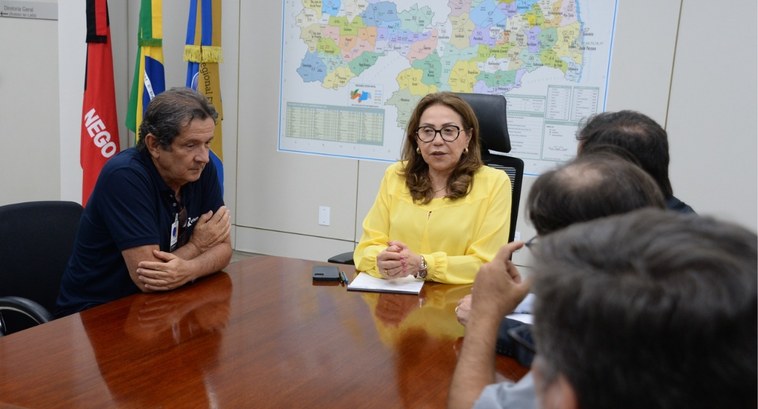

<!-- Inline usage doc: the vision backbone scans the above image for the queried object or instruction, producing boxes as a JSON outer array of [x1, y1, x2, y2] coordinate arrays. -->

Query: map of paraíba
[[281, 0, 617, 170]]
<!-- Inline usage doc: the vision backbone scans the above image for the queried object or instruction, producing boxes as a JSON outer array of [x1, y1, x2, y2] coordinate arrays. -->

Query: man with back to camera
[[449, 209, 756, 409], [457, 108, 695, 326], [56, 88, 232, 317], [455, 151, 667, 325], [576, 109, 695, 213], [452, 152, 667, 408]]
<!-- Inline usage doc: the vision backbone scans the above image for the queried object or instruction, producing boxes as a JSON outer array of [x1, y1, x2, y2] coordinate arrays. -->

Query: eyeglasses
[[416, 125, 462, 142], [524, 235, 538, 251]]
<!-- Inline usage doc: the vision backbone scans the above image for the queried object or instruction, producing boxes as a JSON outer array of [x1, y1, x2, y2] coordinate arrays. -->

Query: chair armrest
[[328, 252, 354, 265], [0, 296, 54, 329]]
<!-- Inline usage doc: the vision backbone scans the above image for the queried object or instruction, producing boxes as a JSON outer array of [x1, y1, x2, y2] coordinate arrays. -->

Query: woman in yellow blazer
[[354, 92, 512, 284]]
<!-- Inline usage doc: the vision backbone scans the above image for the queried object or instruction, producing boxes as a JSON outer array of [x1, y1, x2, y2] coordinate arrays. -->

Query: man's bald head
[[527, 152, 665, 235]]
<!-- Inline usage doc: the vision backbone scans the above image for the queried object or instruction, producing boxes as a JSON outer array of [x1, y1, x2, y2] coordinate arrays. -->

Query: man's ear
[[536, 374, 579, 409], [551, 375, 579, 409], [533, 358, 579, 409], [145, 134, 160, 158]]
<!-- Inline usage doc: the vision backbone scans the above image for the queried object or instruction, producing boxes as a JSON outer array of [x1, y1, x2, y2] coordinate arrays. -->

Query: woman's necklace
[[430, 174, 448, 195]]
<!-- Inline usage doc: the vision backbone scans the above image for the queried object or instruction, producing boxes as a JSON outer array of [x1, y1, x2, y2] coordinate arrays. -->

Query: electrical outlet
[[318, 206, 330, 226]]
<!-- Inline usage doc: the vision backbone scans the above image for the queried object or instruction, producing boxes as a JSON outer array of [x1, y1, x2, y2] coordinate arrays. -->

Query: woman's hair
[[399, 92, 483, 203]]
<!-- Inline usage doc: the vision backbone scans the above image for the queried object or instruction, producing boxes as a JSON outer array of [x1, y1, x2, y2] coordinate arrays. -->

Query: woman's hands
[[377, 240, 423, 279]]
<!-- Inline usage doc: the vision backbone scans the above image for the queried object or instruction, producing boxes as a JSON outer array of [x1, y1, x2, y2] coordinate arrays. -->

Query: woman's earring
[[464, 147, 469, 154], [416, 147, 420, 154]]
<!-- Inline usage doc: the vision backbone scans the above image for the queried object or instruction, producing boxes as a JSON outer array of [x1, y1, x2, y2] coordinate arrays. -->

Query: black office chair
[[0, 200, 83, 336], [455, 92, 524, 244], [328, 93, 524, 265]]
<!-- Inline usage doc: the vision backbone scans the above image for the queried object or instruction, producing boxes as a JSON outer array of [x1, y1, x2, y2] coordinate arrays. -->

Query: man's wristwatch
[[416, 256, 428, 279]]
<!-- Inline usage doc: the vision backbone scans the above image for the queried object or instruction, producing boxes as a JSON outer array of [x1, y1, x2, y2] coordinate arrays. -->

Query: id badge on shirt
[[170, 213, 179, 251]]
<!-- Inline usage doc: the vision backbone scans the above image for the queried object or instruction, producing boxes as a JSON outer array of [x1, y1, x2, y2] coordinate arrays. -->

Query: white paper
[[506, 293, 535, 324], [346, 272, 424, 294]]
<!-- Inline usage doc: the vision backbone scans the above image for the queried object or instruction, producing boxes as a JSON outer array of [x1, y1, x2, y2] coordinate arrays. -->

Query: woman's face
[[416, 104, 471, 178]]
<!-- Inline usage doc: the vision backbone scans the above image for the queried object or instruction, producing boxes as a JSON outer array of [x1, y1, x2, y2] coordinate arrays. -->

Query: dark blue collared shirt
[[56, 148, 223, 316]]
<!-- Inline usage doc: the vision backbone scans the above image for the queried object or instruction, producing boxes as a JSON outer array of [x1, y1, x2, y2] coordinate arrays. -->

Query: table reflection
[[361, 283, 473, 408], [122, 275, 231, 343], [361, 283, 472, 346], [81, 273, 232, 408]]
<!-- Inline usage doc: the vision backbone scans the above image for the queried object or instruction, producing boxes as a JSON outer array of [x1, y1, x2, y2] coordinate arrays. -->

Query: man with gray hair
[[57, 88, 231, 316], [450, 209, 756, 409]]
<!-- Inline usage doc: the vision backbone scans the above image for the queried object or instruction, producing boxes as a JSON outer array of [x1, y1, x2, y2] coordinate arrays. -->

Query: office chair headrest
[[454, 92, 511, 154]]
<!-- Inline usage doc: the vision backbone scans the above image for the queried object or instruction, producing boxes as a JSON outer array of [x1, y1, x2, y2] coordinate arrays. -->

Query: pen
[[339, 271, 349, 285]]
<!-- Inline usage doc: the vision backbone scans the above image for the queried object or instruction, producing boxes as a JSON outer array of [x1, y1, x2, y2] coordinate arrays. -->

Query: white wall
[[1, 1, 755, 263], [234, 1, 366, 261], [0, 16, 59, 203], [666, 0, 758, 228]]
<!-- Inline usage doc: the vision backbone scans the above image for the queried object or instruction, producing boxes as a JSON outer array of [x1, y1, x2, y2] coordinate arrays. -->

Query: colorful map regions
[[295, 0, 585, 126], [350, 89, 372, 102], [281, 0, 616, 169]]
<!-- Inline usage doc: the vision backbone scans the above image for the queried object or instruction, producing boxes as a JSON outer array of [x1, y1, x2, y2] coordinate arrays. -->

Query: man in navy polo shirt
[[57, 88, 232, 316]]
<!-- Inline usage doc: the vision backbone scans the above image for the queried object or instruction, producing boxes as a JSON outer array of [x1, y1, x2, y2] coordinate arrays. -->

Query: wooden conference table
[[0, 256, 527, 409]]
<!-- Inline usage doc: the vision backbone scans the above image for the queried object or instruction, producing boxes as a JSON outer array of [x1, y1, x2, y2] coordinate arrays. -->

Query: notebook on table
[[346, 272, 424, 294]]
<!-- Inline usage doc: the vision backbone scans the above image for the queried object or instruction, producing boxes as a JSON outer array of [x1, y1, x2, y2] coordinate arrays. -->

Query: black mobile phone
[[311, 265, 341, 281]]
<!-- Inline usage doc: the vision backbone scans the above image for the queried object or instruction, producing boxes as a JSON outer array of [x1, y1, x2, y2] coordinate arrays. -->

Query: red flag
[[81, 0, 120, 206]]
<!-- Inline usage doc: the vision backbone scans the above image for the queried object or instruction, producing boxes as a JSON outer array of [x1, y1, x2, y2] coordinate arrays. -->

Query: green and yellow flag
[[126, 0, 165, 140]]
